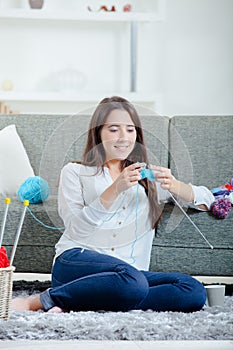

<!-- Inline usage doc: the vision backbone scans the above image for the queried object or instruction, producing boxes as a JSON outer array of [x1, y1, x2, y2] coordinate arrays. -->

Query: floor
[[4, 274, 231, 349], [1, 341, 233, 350]]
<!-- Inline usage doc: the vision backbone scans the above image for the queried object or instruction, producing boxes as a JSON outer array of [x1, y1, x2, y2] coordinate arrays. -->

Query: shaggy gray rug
[[0, 288, 232, 341]]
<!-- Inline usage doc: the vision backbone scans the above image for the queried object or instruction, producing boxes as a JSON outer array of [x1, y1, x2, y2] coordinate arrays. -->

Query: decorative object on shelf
[[29, 0, 44, 9], [123, 4, 132, 12], [2, 80, 13, 91], [87, 5, 116, 12], [51, 68, 87, 93], [87, 4, 131, 12], [0, 102, 19, 115]]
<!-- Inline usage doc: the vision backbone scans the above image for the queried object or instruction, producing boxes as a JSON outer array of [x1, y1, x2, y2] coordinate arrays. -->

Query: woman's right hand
[[100, 163, 142, 209], [113, 163, 142, 195]]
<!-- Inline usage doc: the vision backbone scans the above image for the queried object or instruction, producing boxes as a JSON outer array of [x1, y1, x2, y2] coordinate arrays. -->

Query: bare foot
[[47, 306, 65, 313], [11, 295, 44, 312]]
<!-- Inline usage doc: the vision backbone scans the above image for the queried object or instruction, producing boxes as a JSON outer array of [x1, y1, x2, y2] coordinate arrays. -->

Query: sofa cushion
[[151, 115, 233, 276], [0, 114, 83, 177], [0, 124, 34, 196], [168, 115, 233, 188], [140, 114, 169, 168], [152, 203, 233, 275]]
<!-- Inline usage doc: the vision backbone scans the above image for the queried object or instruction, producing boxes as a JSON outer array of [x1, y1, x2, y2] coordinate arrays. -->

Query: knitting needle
[[139, 166, 214, 249], [0, 198, 11, 247], [169, 192, 214, 249], [10, 200, 29, 266]]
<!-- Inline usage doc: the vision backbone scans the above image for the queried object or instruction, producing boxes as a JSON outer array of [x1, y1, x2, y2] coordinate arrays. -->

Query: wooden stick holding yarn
[[0, 198, 11, 247], [10, 200, 29, 266], [0, 198, 11, 268]]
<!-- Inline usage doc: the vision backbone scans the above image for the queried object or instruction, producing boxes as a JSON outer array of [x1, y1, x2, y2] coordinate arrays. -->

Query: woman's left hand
[[150, 165, 194, 203], [150, 166, 174, 191]]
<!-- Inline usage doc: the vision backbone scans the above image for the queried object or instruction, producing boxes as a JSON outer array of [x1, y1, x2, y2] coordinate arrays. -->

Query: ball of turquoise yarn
[[17, 176, 50, 204]]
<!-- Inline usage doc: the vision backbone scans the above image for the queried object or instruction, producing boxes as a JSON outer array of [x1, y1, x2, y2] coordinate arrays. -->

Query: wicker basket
[[0, 266, 15, 320]]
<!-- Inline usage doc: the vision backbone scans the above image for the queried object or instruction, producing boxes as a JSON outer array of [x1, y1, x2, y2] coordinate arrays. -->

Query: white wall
[[0, 0, 232, 115], [161, 0, 233, 115]]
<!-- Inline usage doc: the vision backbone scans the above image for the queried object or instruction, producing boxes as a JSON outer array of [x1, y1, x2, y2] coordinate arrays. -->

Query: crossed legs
[[12, 248, 206, 313]]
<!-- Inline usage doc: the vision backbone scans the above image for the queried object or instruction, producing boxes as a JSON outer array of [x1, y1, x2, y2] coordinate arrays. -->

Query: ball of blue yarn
[[17, 176, 50, 204]]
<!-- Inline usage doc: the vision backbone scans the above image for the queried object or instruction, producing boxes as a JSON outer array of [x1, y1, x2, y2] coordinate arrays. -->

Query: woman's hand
[[151, 166, 175, 191], [113, 163, 142, 194], [100, 163, 142, 209], [150, 165, 194, 203]]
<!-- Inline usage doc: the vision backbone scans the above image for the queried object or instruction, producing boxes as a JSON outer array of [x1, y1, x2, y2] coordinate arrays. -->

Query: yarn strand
[[26, 207, 64, 231], [130, 183, 140, 263]]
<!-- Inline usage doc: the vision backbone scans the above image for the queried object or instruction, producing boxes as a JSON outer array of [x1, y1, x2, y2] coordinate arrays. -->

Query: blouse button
[[122, 206, 126, 210], [111, 247, 115, 251], [118, 221, 122, 225]]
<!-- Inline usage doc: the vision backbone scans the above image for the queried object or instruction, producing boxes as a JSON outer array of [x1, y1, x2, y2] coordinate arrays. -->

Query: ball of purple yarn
[[210, 198, 232, 219]]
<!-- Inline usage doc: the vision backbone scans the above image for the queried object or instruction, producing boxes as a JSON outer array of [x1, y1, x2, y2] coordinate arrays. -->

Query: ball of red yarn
[[0, 246, 10, 268], [210, 198, 232, 219]]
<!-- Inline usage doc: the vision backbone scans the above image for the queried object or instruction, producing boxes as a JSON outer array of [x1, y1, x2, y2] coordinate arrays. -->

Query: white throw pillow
[[0, 124, 35, 197]]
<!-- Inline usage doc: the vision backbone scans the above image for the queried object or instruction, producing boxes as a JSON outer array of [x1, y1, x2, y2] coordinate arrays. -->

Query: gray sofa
[[0, 113, 232, 276]]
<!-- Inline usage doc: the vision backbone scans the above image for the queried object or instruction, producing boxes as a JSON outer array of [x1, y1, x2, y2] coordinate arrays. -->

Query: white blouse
[[55, 163, 215, 271]]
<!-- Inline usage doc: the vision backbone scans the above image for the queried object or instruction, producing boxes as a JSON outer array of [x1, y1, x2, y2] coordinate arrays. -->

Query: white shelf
[[0, 1, 164, 114], [0, 91, 158, 103], [0, 9, 163, 22], [0, 91, 163, 114]]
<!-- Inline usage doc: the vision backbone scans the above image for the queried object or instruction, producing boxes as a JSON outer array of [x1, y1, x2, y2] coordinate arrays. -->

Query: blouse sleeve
[[189, 184, 215, 210], [156, 182, 215, 210], [58, 163, 112, 229]]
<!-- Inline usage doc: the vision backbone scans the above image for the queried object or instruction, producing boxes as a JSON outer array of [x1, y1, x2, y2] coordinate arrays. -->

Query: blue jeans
[[40, 248, 206, 312]]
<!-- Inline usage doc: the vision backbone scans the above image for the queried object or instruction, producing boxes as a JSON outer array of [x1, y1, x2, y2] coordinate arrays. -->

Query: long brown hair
[[80, 96, 162, 229]]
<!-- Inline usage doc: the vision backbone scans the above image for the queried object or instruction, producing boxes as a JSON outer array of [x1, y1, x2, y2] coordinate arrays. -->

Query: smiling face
[[100, 109, 137, 163]]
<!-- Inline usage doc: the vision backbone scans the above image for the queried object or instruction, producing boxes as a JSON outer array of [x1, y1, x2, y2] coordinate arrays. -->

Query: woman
[[12, 96, 214, 313]]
